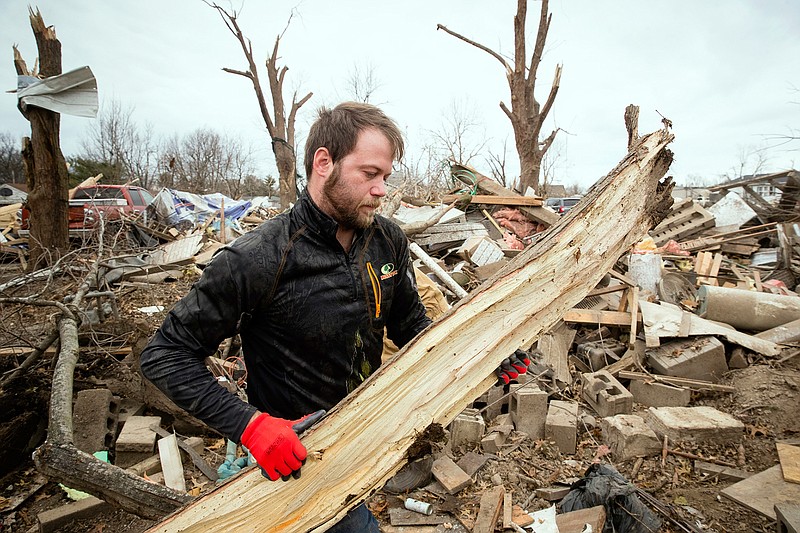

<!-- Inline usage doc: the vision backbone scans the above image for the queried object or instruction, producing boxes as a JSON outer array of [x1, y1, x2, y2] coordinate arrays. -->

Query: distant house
[[672, 186, 712, 206], [0, 183, 27, 205]]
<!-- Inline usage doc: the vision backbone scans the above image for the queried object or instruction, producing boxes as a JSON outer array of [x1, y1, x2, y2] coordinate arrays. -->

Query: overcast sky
[[2, 1, 799, 191]]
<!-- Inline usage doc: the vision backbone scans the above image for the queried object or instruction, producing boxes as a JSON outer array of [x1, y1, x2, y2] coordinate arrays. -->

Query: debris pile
[[0, 165, 799, 533]]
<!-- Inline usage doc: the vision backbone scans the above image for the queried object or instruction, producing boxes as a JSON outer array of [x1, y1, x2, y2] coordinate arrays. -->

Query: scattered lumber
[[441, 194, 543, 207], [149, 126, 674, 532], [450, 163, 560, 226]]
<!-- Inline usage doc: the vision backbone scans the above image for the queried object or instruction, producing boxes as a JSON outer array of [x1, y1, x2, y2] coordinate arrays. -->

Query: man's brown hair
[[304, 102, 404, 178]]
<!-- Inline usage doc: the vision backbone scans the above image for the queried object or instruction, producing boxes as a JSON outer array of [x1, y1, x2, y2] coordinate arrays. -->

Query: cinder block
[[645, 406, 744, 444], [600, 414, 661, 461], [629, 380, 691, 407], [449, 408, 485, 449], [480, 432, 507, 454], [545, 400, 578, 454], [510, 384, 548, 439], [115, 415, 161, 468], [72, 389, 119, 454], [581, 370, 633, 417], [647, 336, 728, 382], [775, 503, 800, 533], [484, 385, 505, 420]]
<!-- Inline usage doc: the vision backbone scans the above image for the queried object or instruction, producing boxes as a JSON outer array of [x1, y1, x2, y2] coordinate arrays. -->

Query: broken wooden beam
[[441, 194, 543, 206], [149, 126, 675, 532], [618, 371, 736, 393]]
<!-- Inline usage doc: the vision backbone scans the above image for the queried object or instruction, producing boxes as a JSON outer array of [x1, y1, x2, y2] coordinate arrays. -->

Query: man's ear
[[312, 147, 333, 179]]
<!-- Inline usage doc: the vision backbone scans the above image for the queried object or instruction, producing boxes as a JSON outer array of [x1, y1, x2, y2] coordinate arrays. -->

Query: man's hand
[[241, 410, 326, 481], [495, 349, 535, 385]]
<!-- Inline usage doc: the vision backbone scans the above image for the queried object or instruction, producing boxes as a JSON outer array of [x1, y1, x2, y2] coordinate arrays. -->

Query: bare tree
[[485, 137, 511, 188], [81, 98, 158, 188], [158, 128, 257, 198], [430, 98, 488, 167], [208, 3, 312, 209], [12, 8, 70, 268], [438, 0, 562, 194], [0, 132, 24, 184], [345, 61, 383, 104]]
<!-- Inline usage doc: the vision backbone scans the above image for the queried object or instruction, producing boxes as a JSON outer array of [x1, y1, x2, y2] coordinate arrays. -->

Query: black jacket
[[140, 192, 431, 442]]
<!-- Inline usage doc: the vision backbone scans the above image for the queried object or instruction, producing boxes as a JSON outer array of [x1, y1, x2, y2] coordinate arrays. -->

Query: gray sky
[[2, 0, 799, 191]]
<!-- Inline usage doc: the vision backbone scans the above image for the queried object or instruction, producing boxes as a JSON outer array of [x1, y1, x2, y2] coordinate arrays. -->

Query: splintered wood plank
[[157, 434, 186, 493], [149, 127, 675, 533], [536, 320, 576, 384], [777, 443, 800, 484], [473, 486, 504, 533], [721, 465, 800, 519], [562, 309, 636, 326]]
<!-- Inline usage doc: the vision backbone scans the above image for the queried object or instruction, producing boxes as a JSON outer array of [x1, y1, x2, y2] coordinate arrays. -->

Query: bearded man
[[141, 102, 430, 531]]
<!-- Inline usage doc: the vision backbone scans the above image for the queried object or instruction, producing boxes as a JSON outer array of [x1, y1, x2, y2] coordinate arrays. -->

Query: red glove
[[495, 349, 533, 385], [241, 412, 308, 481]]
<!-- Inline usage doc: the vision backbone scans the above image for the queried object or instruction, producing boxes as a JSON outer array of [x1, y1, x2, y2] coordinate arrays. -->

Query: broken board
[[149, 127, 675, 532], [720, 465, 800, 519], [777, 443, 800, 484]]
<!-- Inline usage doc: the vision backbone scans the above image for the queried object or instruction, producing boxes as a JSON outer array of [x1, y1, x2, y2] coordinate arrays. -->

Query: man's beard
[[322, 164, 381, 230]]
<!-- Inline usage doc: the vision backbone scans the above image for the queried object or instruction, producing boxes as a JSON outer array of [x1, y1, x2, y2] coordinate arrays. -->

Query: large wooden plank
[[777, 443, 800, 484], [441, 194, 543, 206], [721, 465, 800, 519], [150, 128, 675, 532]]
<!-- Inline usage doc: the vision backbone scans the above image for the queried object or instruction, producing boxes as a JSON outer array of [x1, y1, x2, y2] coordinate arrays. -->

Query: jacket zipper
[[366, 262, 381, 319]]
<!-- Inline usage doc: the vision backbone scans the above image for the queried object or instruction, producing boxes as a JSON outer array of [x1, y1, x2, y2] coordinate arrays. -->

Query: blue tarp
[[150, 188, 252, 230]]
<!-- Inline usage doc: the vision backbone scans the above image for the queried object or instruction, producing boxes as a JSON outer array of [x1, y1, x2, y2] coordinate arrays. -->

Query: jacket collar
[[294, 190, 376, 247]]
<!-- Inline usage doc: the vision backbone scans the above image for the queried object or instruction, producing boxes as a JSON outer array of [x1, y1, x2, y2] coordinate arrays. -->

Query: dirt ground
[[1, 263, 798, 532]]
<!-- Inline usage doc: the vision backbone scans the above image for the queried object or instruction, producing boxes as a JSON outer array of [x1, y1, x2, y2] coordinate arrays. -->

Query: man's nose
[[371, 180, 386, 197]]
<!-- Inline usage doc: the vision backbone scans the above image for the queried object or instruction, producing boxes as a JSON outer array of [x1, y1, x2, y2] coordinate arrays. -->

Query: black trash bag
[[560, 463, 661, 533]]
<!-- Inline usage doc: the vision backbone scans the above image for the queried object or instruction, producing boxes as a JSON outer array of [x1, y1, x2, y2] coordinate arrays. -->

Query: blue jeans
[[326, 504, 379, 533]]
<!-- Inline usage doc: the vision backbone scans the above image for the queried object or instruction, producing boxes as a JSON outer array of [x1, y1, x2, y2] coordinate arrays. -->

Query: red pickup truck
[[19, 184, 155, 236]]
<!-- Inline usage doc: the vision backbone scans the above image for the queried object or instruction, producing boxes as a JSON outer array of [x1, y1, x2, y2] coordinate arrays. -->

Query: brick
[[647, 336, 728, 382], [545, 400, 578, 454], [581, 370, 633, 417], [510, 384, 548, 439], [115, 415, 161, 468], [449, 408, 485, 449], [38, 497, 111, 533], [629, 380, 691, 407], [600, 414, 661, 461], [431, 456, 472, 494], [72, 389, 119, 454], [645, 406, 744, 444]]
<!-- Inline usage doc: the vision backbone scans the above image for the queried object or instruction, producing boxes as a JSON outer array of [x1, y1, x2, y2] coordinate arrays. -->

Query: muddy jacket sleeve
[[140, 240, 267, 442]]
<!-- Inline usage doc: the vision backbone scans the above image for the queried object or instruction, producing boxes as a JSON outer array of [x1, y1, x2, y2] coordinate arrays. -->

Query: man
[[141, 102, 530, 530], [141, 102, 430, 531]]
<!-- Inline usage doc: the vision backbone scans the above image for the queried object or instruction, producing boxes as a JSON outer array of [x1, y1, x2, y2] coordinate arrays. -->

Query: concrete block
[[647, 336, 728, 382], [484, 385, 505, 420], [510, 384, 548, 439], [600, 414, 661, 461], [645, 406, 744, 444], [581, 370, 633, 417], [775, 503, 800, 533], [72, 389, 119, 454], [449, 408, 485, 449], [629, 380, 691, 407], [431, 456, 472, 494], [38, 497, 111, 533], [536, 486, 571, 501], [480, 432, 507, 453], [545, 400, 578, 454], [115, 415, 161, 468]]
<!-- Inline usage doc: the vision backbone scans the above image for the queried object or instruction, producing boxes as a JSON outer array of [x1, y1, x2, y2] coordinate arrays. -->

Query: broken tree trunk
[[150, 127, 675, 532], [30, 226, 192, 519]]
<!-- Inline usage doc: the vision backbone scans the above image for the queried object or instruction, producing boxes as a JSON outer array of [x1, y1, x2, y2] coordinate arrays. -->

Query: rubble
[[0, 164, 799, 532]]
